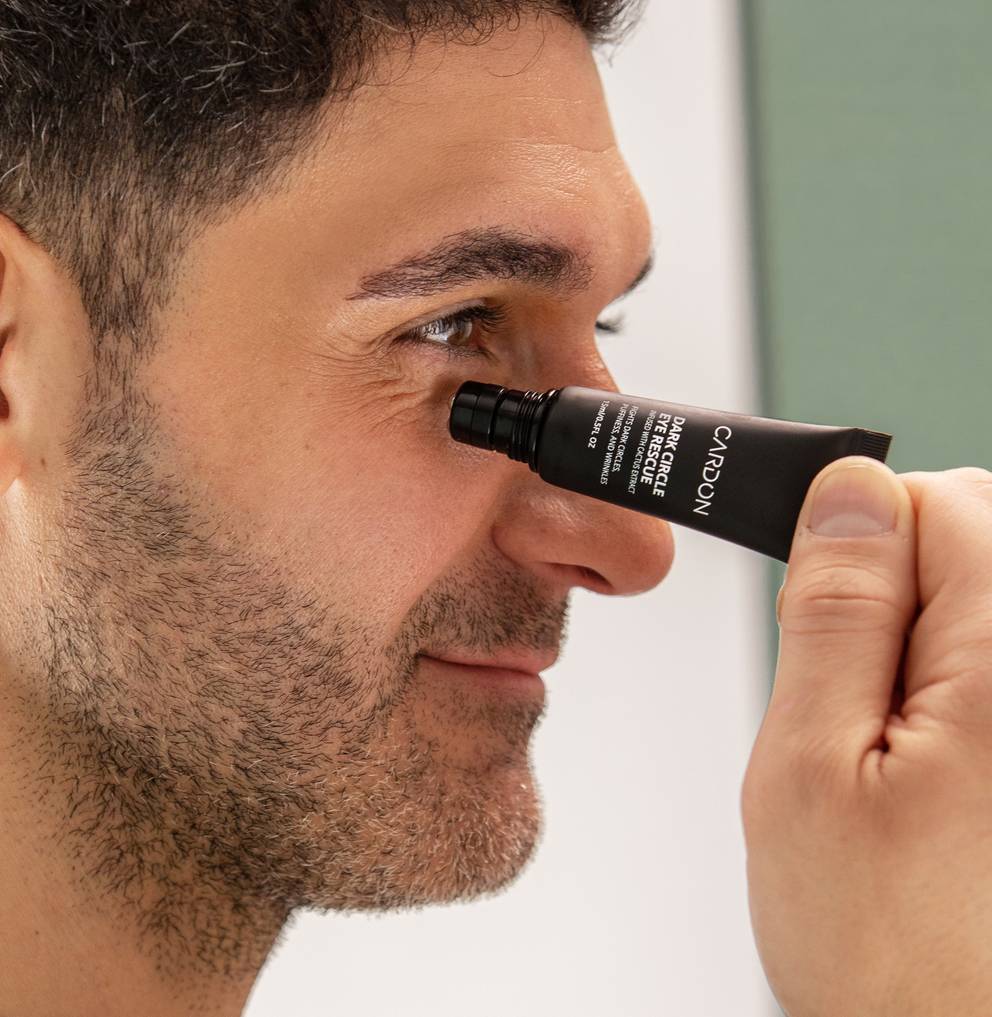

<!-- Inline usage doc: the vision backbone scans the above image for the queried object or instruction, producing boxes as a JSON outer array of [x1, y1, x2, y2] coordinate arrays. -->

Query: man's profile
[[0, 3, 675, 1013]]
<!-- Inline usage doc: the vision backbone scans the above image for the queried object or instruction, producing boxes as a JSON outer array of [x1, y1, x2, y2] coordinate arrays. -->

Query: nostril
[[575, 564, 608, 589]]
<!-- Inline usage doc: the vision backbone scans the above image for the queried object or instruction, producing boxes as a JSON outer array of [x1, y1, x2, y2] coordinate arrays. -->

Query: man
[[0, 3, 989, 1015]]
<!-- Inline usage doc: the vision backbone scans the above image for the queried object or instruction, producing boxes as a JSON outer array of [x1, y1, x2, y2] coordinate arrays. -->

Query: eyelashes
[[395, 304, 509, 360], [593, 314, 626, 335], [393, 302, 627, 361]]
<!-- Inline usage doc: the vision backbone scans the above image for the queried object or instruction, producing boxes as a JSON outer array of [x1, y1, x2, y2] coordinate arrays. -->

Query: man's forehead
[[179, 14, 647, 311], [265, 20, 640, 280], [317, 14, 612, 159]]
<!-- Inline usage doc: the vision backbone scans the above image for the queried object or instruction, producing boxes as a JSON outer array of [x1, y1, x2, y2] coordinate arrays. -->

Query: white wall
[[245, 2, 777, 1014]]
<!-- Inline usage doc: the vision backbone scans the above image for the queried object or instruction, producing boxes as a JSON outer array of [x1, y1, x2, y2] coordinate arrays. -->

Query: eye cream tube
[[449, 381, 893, 563]]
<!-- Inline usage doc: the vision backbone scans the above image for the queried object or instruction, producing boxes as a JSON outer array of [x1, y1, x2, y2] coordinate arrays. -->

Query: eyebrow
[[345, 225, 653, 303]]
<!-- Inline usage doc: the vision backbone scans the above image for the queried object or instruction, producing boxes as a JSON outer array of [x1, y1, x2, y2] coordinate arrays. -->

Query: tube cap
[[449, 381, 505, 449]]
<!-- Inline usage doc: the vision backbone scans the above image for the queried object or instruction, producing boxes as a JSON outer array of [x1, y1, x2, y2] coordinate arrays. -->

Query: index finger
[[899, 468, 992, 606], [898, 468, 992, 709]]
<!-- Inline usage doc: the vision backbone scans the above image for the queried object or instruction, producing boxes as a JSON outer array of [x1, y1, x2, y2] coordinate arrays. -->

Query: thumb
[[769, 456, 918, 757]]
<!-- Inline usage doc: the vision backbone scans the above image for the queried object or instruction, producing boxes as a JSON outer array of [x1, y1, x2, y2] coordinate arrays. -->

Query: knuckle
[[780, 560, 909, 636], [741, 732, 848, 837], [740, 754, 783, 838], [908, 467, 992, 502], [789, 740, 849, 805], [948, 466, 992, 498], [741, 737, 779, 837], [739, 772, 767, 839], [901, 466, 992, 495], [935, 624, 992, 685]]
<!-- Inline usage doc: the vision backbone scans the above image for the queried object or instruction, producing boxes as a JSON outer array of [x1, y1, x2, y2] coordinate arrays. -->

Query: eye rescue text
[[638, 413, 686, 498]]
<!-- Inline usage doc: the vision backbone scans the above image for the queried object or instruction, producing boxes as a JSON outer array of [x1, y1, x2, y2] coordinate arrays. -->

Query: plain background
[[744, 1, 992, 633], [245, 1, 778, 1013], [743, 0, 992, 475]]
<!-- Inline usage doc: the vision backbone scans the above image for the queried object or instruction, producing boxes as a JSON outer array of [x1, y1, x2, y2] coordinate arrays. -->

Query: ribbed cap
[[448, 381, 506, 449]]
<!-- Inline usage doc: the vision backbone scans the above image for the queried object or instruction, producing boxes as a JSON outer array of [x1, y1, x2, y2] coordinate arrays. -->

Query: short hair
[[0, 1, 642, 356]]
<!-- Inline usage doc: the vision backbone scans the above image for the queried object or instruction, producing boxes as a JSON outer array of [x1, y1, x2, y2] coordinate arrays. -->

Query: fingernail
[[809, 463, 898, 537]]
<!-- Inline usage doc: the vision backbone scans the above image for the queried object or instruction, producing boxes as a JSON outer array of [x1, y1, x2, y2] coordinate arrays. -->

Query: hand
[[741, 457, 992, 1017]]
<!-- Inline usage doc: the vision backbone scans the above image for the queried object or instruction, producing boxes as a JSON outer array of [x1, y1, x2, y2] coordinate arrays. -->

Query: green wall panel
[[742, 2, 992, 669]]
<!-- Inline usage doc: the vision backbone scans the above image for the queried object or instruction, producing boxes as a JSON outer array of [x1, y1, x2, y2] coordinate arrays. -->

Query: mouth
[[426, 649, 558, 674], [418, 649, 556, 696]]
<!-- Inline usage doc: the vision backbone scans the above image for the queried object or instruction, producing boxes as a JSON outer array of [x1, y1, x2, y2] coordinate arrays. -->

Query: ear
[[0, 252, 9, 423], [0, 211, 89, 499], [0, 214, 23, 497]]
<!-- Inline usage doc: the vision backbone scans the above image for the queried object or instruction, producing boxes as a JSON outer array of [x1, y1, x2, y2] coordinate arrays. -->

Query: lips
[[422, 649, 558, 676]]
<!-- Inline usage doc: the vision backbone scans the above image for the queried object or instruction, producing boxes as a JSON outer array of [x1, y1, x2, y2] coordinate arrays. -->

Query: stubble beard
[[17, 362, 559, 982]]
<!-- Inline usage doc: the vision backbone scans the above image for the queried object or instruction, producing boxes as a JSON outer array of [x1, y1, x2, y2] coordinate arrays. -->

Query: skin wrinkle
[[0, 9, 674, 1015], [30, 371, 560, 982]]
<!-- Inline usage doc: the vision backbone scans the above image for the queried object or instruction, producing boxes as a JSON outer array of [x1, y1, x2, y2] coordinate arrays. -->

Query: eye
[[393, 304, 509, 360], [393, 303, 629, 361]]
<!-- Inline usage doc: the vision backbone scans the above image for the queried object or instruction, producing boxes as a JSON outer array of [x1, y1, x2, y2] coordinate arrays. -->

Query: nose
[[491, 358, 676, 598], [492, 484, 675, 597]]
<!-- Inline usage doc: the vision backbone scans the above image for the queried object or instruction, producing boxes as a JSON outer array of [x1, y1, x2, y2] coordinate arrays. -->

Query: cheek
[[149, 319, 506, 624], [209, 381, 504, 623], [292, 381, 505, 609]]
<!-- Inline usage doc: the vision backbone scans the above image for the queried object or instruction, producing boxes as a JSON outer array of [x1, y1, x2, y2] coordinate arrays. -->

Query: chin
[[305, 780, 545, 914]]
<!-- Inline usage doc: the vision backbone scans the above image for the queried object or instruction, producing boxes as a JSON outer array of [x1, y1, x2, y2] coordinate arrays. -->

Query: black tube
[[449, 381, 893, 563]]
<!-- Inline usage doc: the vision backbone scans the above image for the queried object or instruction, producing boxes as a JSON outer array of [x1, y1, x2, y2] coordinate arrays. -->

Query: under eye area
[[394, 302, 626, 359]]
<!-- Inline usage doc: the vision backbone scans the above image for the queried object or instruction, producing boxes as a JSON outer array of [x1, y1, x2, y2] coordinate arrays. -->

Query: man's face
[[12, 13, 673, 953]]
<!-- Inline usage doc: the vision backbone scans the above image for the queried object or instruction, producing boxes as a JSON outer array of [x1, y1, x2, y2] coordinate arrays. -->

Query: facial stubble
[[17, 366, 562, 982]]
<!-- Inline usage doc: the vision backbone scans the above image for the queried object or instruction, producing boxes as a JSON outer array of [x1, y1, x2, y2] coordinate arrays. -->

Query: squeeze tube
[[449, 381, 893, 562]]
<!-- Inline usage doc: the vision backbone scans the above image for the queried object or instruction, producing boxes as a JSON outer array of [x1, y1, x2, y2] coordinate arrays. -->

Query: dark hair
[[0, 1, 641, 356]]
